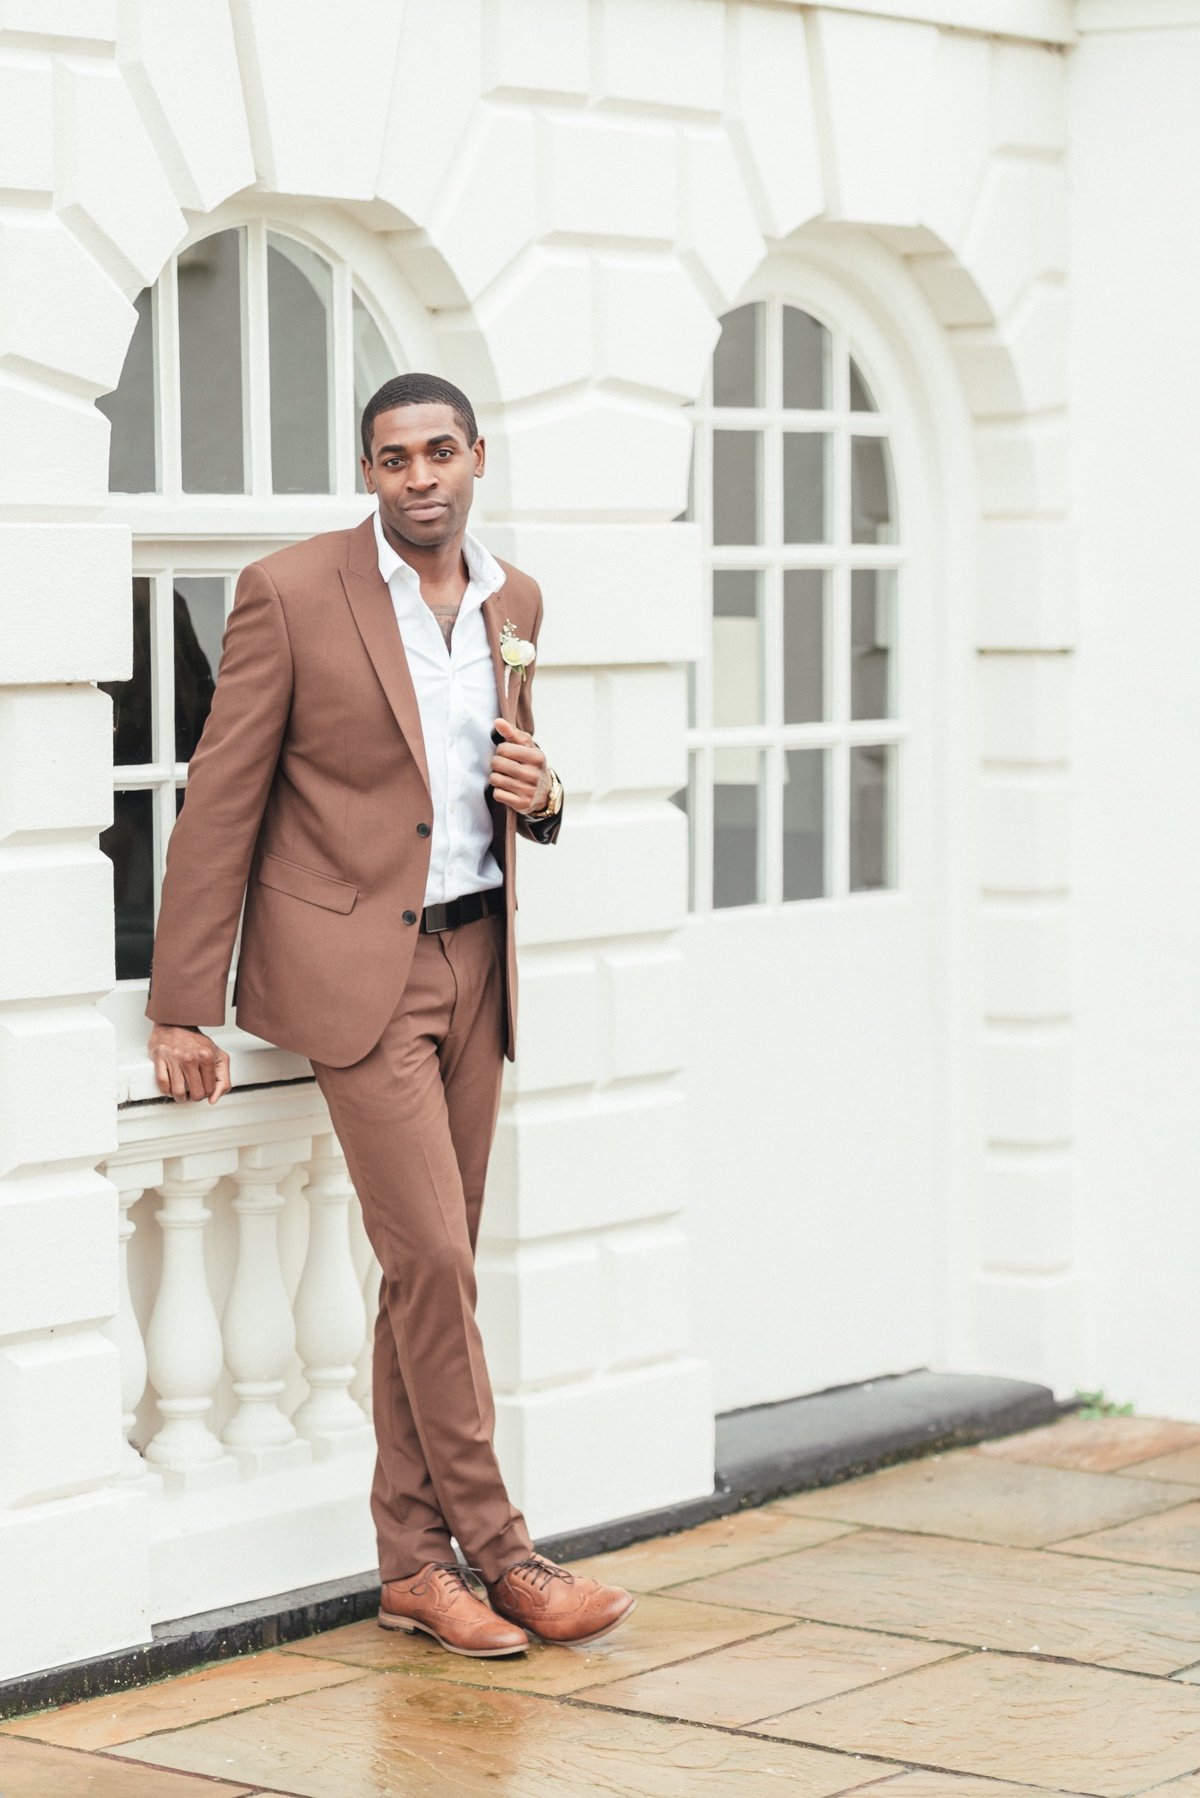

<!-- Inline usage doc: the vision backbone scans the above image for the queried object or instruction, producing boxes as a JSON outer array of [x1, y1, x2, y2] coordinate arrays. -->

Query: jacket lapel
[[340, 516, 431, 797], [482, 590, 520, 726]]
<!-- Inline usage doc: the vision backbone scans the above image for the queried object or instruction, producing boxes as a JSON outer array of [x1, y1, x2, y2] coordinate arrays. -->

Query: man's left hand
[[490, 717, 551, 814]]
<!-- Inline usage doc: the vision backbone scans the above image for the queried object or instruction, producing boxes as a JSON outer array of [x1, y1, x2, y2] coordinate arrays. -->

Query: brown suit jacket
[[145, 514, 560, 1067]]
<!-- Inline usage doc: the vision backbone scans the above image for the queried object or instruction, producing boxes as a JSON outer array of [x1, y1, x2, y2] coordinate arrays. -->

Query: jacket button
[[416, 822, 431, 838], [403, 909, 418, 926]]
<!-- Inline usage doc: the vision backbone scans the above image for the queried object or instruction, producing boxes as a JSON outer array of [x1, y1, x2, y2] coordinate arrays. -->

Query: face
[[361, 402, 485, 551]]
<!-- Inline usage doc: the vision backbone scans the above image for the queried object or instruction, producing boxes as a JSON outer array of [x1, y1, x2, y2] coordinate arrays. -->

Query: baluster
[[293, 1133, 372, 1454], [100, 1159, 162, 1482], [222, 1139, 312, 1471], [143, 1151, 238, 1485]]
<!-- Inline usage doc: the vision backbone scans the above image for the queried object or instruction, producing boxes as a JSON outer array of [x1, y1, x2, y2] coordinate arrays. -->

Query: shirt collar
[[372, 506, 505, 601]]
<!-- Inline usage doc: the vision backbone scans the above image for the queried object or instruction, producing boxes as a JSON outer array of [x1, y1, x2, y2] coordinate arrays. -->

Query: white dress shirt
[[373, 507, 505, 907]]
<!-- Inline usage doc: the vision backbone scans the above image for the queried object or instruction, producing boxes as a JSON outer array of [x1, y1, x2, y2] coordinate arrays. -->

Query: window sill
[[117, 1025, 314, 1107]]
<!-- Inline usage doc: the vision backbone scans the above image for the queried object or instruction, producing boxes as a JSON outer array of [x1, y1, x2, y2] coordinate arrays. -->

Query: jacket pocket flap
[[258, 852, 357, 914]]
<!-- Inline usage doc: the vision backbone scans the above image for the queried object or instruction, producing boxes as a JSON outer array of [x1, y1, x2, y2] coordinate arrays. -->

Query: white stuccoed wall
[[0, 0, 1097, 1680], [1069, 3, 1200, 1418]]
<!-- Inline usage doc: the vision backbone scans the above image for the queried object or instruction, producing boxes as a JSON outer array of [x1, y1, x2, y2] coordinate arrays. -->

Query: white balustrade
[[143, 1150, 239, 1484], [293, 1133, 373, 1454], [222, 1139, 312, 1469], [100, 1158, 161, 1481]]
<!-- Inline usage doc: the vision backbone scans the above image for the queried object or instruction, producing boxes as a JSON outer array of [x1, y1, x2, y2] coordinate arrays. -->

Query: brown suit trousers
[[145, 515, 559, 1581]]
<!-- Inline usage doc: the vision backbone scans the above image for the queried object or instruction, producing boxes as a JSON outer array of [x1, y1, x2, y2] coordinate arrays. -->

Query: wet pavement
[[7, 1414, 1200, 1795]]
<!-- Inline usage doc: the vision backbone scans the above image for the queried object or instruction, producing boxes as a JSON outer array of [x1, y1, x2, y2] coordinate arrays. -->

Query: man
[[144, 373, 634, 1659]]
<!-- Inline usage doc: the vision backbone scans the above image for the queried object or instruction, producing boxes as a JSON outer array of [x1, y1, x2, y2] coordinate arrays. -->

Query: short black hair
[[360, 373, 478, 460]]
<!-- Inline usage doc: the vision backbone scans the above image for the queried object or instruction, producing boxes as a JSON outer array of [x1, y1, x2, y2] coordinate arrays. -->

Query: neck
[[380, 515, 469, 586]]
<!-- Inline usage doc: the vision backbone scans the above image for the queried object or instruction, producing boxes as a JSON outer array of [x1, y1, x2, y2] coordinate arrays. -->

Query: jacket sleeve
[[515, 589, 562, 847], [145, 561, 294, 1027]]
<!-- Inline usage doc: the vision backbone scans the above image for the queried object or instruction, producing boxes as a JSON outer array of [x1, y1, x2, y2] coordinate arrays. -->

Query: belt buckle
[[423, 901, 451, 934]]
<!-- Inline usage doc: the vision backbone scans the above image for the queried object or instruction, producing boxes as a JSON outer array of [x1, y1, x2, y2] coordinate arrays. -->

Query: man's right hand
[[148, 1024, 232, 1105]]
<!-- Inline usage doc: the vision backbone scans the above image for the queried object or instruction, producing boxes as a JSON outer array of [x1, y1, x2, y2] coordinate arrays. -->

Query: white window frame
[[683, 292, 907, 913], [101, 199, 434, 1092]]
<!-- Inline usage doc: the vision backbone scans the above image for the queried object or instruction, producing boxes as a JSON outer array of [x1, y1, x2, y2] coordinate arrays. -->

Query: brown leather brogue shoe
[[486, 1552, 636, 1646], [378, 1561, 528, 1658]]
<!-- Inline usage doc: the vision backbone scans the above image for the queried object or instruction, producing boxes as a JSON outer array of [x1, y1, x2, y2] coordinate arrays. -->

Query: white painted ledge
[[764, 0, 1074, 44]]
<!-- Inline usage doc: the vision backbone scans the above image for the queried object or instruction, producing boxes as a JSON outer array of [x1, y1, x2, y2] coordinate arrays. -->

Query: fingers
[[209, 1050, 232, 1105], [148, 1034, 231, 1104], [491, 743, 543, 770], [492, 717, 533, 745]]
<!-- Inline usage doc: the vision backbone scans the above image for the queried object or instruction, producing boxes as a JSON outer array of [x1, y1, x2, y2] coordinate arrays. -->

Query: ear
[[473, 434, 486, 478], [361, 456, 376, 494]]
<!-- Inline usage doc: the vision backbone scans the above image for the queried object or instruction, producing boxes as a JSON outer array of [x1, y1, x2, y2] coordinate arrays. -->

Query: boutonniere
[[499, 620, 536, 698]]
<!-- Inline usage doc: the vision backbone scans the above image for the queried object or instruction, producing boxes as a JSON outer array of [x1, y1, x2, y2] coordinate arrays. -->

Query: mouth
[[403, 502, 448, 523]]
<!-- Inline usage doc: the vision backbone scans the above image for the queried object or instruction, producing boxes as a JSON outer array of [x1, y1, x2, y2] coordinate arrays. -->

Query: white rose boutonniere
[[499, 621, 536, 698]]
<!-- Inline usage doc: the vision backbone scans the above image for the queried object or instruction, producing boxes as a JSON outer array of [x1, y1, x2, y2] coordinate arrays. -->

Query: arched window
[[674, 298, 901, 909], [96, 217, 399, 1039]]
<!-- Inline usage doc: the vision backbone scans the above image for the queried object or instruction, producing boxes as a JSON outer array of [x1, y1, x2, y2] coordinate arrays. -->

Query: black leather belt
[[420, 888, 504, 934]]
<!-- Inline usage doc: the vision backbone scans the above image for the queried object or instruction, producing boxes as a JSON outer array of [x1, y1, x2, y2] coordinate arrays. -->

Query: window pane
[[783, 432, 829, 543], [851, 570, 896, 721], [713, 747, 762, 909], [850, 743, 894, 891], [268, 235, 332, 494], [783, 748, 826, 902], [100, 289, 157, 493], [850, 357, 877, 412], [851, 436, 895, 544], [712, 303, 762, 409], [102, 789, 155, 980], [782, 307, 829, 410], [783, 569, 825, 724], [100, 578, 152, 766], [179, 229, 246, 494], [668, 753, 696, 911], [712, 430, 762, 545], [173, 577, 224, 761], [712, 571, 762, 727]]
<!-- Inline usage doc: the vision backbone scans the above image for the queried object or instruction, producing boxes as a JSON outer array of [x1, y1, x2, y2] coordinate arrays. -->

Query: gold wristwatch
[[526, 768, 563, 820]]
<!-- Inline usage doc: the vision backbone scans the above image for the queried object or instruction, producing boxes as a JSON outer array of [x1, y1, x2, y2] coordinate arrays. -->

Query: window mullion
[[331, 260, 354, 498], [150, 568, 176, 919], [245, 221, 272, 497], [157, 257, 181, 498]]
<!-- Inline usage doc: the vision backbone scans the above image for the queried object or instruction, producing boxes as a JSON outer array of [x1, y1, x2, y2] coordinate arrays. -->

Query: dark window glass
[[783, 433, 829, 543], [850, 357, 877, 412], [783, 569, 825, 724], [268, 234, 332, 494], [100, 289, 156, 493], [712, 302, 763, 408], [783, 748, 826, 901], [851, 437, 895, 544], [713, 748, 761, 908], [851, 570, 895, 721], [782, 306, 829, 409], [179, 229, 246, 494], [712, 431, 762, 545], [850, 743, 894, 890], [173, 578, 224, 760], [100, 577, 152, 765], [102, 789, 155, 980]]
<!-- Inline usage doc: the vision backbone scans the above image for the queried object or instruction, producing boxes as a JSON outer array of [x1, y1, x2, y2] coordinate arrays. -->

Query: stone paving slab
[[0, 1732, 258, 1797], [0, 1648, 364, 1750], [978, 1415, 1200, 1472], [776, 1449, 1200, 1546], [279, 1592, 786, 1697], [116, 1674, 871, 1797], [668, 1525, 1200, 1673], [6, 1416, 1200, 1796], [757, 1650, 1200, 1796]]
